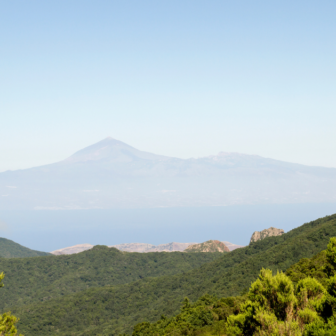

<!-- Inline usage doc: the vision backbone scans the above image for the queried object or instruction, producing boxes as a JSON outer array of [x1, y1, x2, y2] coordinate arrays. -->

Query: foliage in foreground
[[10, 214, 336, 335], [132, 237, 336, 335]]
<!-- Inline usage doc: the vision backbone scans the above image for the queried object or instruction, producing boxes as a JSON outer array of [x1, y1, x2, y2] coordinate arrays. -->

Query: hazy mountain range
[[1, 137, 336, 210]]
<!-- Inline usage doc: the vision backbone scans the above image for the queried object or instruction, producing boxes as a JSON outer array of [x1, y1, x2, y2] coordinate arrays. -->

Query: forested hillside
[[0, 246, 221, 311], [132, 237, 336, 335], [8, 213, 336, 335], [0, 237, 50, 258]]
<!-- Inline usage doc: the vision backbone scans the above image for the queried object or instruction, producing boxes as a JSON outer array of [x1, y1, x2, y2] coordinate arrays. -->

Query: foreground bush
[[132, 237, 336, 336]]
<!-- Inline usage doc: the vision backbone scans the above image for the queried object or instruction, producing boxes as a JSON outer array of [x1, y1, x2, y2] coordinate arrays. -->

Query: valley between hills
[[1, 214, 336, 335]]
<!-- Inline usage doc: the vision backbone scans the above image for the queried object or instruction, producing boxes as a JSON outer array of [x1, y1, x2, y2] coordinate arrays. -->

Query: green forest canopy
[[0, 246, 222, 311], [0, 238, 49, 258], [5, 213, 336, 335], [132, 237, 336, 335]]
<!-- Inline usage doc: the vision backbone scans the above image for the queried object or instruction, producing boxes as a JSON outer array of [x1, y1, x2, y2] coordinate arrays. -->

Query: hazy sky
[[1, 0, 335, 172]]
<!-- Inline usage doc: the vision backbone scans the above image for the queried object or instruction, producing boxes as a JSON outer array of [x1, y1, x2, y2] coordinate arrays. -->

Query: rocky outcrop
[[250, 227, 284, 244], [51, 244, 94, 255], [185, 240, 230, 253]]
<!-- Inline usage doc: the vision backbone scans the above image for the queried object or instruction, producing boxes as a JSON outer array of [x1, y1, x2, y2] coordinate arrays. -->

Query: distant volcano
[[1, 138, 336, 209], [63, 137, 170, 163]]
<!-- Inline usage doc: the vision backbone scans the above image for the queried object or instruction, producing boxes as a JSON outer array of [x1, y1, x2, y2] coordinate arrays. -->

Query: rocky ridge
[[250, 227, 285, 244], [185, 240, 230, 253]]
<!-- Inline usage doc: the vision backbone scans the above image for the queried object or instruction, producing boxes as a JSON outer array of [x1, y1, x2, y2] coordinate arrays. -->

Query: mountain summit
[[250, 227, 285, 244], [1, 138, 336, 209], [64, 137, 169, 163]]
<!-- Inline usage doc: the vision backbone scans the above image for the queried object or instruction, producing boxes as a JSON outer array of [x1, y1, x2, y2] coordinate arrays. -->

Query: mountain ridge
[[1, 138, 336, 209], [62, 137, 171, 164], [9, 213, 336, 335]]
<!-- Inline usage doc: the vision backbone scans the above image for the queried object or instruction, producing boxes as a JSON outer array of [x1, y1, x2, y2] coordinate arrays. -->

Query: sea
[[0, 203, 335, 252]]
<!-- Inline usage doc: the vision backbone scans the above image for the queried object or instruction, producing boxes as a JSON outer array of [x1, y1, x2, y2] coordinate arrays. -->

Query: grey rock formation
[[250, 227, 285, 244]]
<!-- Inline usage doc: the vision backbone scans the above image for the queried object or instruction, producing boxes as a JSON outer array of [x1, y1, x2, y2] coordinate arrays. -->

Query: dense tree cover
[[133, 237, 336, 335], [132, 295, 245, 336], [0, 238, 49, 258], [8, 214, 336, 335], [0, 246, 221, 311], [0, 273, 21, 336]]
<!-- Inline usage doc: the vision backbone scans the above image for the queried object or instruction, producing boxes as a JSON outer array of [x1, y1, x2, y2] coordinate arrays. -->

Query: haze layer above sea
[[0, 203, 335, 252]]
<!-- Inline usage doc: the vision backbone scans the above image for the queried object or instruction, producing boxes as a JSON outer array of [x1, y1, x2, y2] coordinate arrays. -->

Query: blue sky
[[1, 0, 336, 172]]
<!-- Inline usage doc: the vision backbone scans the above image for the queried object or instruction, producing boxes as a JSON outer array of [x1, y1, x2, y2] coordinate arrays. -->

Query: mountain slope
[[63, 137, 169, 163], [0, 238, 49, 258], [1, 138, 336, 209], [11, 213, 336, 335], [0, 246, 221, 312], [131, 240, 336, 336]]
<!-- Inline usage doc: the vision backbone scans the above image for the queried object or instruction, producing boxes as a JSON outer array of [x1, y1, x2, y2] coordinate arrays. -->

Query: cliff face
[[250, 227, 284, 244], [185, 240, 230, 253]]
